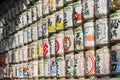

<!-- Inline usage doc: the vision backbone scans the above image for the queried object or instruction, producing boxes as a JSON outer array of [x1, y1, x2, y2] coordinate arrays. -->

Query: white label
[[18, 15, 23, 29], [37, 20, 43, 37], [31, 23, 38, 41], [111, 44, 120, 73], [96, 50, 110, 75], [50, 57, 57, 76], [23, 46, 28, 61], [56, 0, 64, 8], [96, 18, 108, 44], [15, 49, 19, 63], [32, 60, 38, 77], [74, 26, 84, 50], [22, 12, 27, 27], [43, 0, 49, 15], [27, 9, 32, 24], [95, 0, 108, 16], [23, 28, 28, 44], [110, 19, 120, 40], [56, 57, 65, 77], [50, 36, 55, 55], [32, 6, 37, 21], [19, 47, 23, 62], [27, 27, 32, 42], [65, 0, 72, 3], [64, 5, 73, 28], [36, 1, 43, 18], [15, 33, 19, 47], [66, 53, 74, 76], [82, 0, 94, 19], [42, 18, 48, 37], [38, 58, 44, 77], [74, 52, 84, 77], [44, 59, 51, 77], [18, 30, 24, 46]]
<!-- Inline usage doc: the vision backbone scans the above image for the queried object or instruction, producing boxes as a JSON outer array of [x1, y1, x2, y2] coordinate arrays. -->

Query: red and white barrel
[[73, 0, 82, 26], [55, 31, 64, 54], [43, 38, 50, 57], [64, 29, 74, 52], [84, 21, 94, 47], [85, 50, 95, 75]]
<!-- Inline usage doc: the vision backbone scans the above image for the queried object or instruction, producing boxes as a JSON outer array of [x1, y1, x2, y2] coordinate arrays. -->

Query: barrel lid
[[111, 43, 120, 50], [96, 46, 109, 53]]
